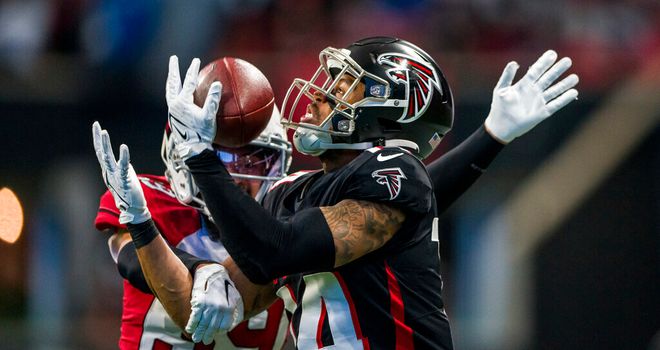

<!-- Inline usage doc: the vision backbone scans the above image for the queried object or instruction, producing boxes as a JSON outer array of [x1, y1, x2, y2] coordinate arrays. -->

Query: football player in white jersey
[[94, 108, 291, 350]]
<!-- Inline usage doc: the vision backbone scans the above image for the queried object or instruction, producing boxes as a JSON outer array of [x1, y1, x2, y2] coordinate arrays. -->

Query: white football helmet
[[162, 105, 292, 215]]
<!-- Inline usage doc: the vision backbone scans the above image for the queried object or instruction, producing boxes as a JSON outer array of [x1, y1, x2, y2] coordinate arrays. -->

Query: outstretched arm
[[92, 121, 199, 329], [427, 126, 504, 213], [92, 122, 248, 344], [428, 50, 579, 212]]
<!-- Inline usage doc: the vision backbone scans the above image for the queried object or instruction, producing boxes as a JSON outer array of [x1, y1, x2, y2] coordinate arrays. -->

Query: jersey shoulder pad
[[342, 147, 432, 213]]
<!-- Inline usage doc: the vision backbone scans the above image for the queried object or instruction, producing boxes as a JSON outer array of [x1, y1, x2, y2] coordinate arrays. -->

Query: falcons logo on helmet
[[377, 53, 442, 124], [371, 167, 407, 200]]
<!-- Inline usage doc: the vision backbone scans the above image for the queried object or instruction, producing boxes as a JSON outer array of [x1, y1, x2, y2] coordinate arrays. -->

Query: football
[[193, 57, 275, 147]]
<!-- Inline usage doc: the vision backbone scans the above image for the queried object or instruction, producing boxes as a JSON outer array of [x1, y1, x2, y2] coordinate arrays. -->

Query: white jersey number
[[278, 272, 367, 349], [139, 176, 176, 198]]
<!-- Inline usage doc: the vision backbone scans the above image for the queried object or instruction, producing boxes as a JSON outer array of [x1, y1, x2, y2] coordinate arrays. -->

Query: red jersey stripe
[[333, 272, 370, 350], [119, 281, 154, 350], [385, 262, 414, 349], [316, 298, 328, 348], [285, 284, 298, 304]]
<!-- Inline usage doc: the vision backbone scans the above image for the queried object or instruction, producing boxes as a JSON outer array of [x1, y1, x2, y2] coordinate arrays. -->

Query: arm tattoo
[[321, 199, 405, 267]]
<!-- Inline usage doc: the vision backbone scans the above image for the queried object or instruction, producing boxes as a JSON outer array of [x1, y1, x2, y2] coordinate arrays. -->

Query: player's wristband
[[126, 219, 160, 249]]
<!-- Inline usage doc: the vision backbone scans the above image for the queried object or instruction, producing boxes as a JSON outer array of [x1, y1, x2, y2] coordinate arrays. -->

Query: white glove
[[92, 122, 151, 224], [484, 50, 579, 144], [166, 56, 223, 160], [185, 264, 244, 345]]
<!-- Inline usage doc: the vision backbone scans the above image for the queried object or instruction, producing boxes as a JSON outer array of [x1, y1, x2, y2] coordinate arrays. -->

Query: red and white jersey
[[95, 175, 288, 350]]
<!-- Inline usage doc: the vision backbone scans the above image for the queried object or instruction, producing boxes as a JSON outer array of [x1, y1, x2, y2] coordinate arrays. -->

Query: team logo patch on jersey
[[377, 52, 442, 124], [371, 167, 407, 200]]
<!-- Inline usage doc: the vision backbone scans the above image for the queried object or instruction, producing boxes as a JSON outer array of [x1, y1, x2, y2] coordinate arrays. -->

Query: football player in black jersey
[[93, 37, 578, 349]]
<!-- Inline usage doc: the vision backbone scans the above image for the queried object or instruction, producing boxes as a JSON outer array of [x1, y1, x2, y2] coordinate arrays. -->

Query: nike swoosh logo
[[168, 114, 188, 140], [224, 279, 233, 303], [377, 153, 403, 162], [105, 172, 129, 207]]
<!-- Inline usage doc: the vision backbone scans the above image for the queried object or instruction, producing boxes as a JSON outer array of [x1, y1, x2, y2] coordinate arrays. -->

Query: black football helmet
[[281, 36, 453, 159]]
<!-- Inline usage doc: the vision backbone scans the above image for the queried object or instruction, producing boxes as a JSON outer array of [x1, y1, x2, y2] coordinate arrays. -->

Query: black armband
[[117, 242, 214, 294], [125, 219, 159, 249], [428, 125, 504, 213], [117, 242, 151, 294], [186, 150, 336, 284], [467, 125, 505, 171]]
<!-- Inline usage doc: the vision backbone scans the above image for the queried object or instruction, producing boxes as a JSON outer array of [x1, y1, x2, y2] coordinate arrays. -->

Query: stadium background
[[0, 0, 658, 349]]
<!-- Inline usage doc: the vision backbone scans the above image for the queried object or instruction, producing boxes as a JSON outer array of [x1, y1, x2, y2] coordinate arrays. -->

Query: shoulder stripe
[[268, 170, 317, 192]]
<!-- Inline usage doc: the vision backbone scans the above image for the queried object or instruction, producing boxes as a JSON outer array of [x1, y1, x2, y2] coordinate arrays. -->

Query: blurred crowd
[[1, 0, 659, 103]]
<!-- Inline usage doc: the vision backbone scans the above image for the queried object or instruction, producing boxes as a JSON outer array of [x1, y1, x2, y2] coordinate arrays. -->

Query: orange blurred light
[[0, 187, 23, 244]]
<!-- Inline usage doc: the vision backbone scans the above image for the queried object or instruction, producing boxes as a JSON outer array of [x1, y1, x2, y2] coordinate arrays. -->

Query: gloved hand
[[185, 264, 244, 345], [166, 56, 222, 160], [92, 122, 151, 224], [484, 50, 579, 144]]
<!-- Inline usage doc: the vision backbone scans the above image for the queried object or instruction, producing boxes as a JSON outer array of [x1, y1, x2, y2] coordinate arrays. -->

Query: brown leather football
[[194, 57, 274, 147]]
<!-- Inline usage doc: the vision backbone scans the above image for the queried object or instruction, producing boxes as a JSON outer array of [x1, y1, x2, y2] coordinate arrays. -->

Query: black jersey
[[263, 147, 453, 350]]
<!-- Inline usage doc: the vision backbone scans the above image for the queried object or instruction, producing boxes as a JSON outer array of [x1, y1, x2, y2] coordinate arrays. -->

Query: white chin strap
[[382, 139, 420, 150], [318, 139, 419, 150]]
